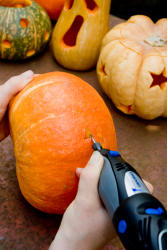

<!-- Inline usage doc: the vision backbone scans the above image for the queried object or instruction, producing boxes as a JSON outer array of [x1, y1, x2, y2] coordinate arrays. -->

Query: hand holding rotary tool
[[91, 136, 167, 250]]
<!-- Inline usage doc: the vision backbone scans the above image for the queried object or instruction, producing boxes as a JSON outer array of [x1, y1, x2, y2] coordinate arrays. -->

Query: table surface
[[0, 15, 167, 250]]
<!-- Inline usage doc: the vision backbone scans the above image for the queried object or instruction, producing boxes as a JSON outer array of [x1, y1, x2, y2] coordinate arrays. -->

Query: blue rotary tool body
[[91, 137, 167, 250]]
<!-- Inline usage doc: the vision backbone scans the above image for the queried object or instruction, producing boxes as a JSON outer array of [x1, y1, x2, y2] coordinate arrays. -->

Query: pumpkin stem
[[144, 35, 167, 47]]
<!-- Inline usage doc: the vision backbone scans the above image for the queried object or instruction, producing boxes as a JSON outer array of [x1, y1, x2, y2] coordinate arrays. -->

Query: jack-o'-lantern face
[[97, 15, 167, 120], [52, 0, 111, 70]]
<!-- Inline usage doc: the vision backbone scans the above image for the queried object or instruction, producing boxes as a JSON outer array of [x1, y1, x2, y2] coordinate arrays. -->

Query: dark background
[[110, 0, 166, 22]]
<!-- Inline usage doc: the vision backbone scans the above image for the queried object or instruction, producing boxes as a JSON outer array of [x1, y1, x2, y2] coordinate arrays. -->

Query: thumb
[[77, 151, 104, 196]]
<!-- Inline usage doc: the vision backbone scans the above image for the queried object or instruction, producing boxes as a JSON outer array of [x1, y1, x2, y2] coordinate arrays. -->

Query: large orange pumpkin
[[34, 0, 65, 20], [9, 72, 117, 214]]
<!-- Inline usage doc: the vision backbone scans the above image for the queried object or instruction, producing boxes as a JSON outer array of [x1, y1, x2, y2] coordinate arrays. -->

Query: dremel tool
[[91, 136, 167, 250]]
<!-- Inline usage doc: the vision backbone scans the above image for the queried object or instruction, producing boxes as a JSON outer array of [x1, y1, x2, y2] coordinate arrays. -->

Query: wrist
[[49, 226, 100, 250], [49, 229, 82, 250]]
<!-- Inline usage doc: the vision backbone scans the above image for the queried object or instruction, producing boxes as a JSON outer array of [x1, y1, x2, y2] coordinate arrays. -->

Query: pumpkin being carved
[[0, 0, 52, 60], [97, 15, 167, 120], [9, 72, 117, 214], [52, 0, 111, 70]]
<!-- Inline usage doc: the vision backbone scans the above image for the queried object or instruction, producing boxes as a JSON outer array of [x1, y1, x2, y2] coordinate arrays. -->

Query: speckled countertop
[[0, 16, 167, 250]]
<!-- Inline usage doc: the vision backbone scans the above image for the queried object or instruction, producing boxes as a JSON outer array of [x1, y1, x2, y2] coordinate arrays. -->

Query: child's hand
[[49, 151, 153, 250], [0, 70, 34, 141]]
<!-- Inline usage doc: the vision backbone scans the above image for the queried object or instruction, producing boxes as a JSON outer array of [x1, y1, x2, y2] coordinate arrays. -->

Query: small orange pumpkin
[[9, 72, 117, 214], [34, 0, 65, 20]]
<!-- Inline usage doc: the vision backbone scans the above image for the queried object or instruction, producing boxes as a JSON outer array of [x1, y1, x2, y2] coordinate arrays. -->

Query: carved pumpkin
[[9, 72, 117, 214], [34, 0, 65, 20], [97, 15, 167, 120], [52, 0, 111, 70], [0, 0, 52, 60]]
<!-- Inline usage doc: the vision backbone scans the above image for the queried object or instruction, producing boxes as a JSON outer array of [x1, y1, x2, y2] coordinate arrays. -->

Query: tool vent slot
[[138, 217, 151, 248], [115, 163, 127, 171]]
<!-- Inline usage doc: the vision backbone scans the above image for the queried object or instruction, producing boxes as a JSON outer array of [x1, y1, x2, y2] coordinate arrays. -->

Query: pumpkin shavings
[[146, 125, 160, 132]]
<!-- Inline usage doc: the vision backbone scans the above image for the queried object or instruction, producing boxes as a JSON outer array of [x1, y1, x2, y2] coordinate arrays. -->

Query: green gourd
[[0, 0, 52, 60]]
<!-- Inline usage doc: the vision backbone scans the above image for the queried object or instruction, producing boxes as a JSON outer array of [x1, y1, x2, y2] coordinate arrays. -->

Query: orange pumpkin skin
[[34, 0, 65, 20], [9, 72, 117, 214]]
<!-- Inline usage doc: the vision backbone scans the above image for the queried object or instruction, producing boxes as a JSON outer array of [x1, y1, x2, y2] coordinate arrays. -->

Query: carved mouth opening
[[63, 15, 84, 47], [20, 18, 29, 28], [44, 31, 50, 42], [84, 0, 98, 12], [118, 104, 133, 114], [26, 49, 35, 57], [2, 40, 11, 48], [65, 0, 74, 9], [150, 72, 167, 90], [0, 0, 32, 8]]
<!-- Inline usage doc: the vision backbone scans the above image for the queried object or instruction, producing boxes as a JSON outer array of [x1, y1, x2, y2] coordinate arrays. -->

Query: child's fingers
[[75, 157, 154, 196], [5, 70, 34, 92]]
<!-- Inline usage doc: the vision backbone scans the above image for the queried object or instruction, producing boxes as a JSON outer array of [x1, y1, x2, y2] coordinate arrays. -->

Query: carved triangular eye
[[150, 72, 167, 90], [84, 0, 98, 11]]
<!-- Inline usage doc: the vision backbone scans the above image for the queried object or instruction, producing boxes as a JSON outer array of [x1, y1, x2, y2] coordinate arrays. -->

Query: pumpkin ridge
[[132, 48, 145, 112], [128, 15, 154, 34], [29, 12, 37, 50], [0, 9, 9, 57], [14, 114, 56, 145], [119, 40, 142, 55]]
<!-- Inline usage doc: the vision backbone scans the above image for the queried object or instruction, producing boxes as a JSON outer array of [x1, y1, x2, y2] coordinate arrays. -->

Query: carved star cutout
[[150, 72, 167, 90]]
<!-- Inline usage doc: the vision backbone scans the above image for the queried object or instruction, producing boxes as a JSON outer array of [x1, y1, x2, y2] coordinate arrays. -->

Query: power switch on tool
[[118, 220, 127, 234]]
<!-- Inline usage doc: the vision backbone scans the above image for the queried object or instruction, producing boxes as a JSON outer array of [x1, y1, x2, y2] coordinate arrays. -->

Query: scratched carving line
[[15, 114, 56, 145], [12, 80, 54, 114]]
